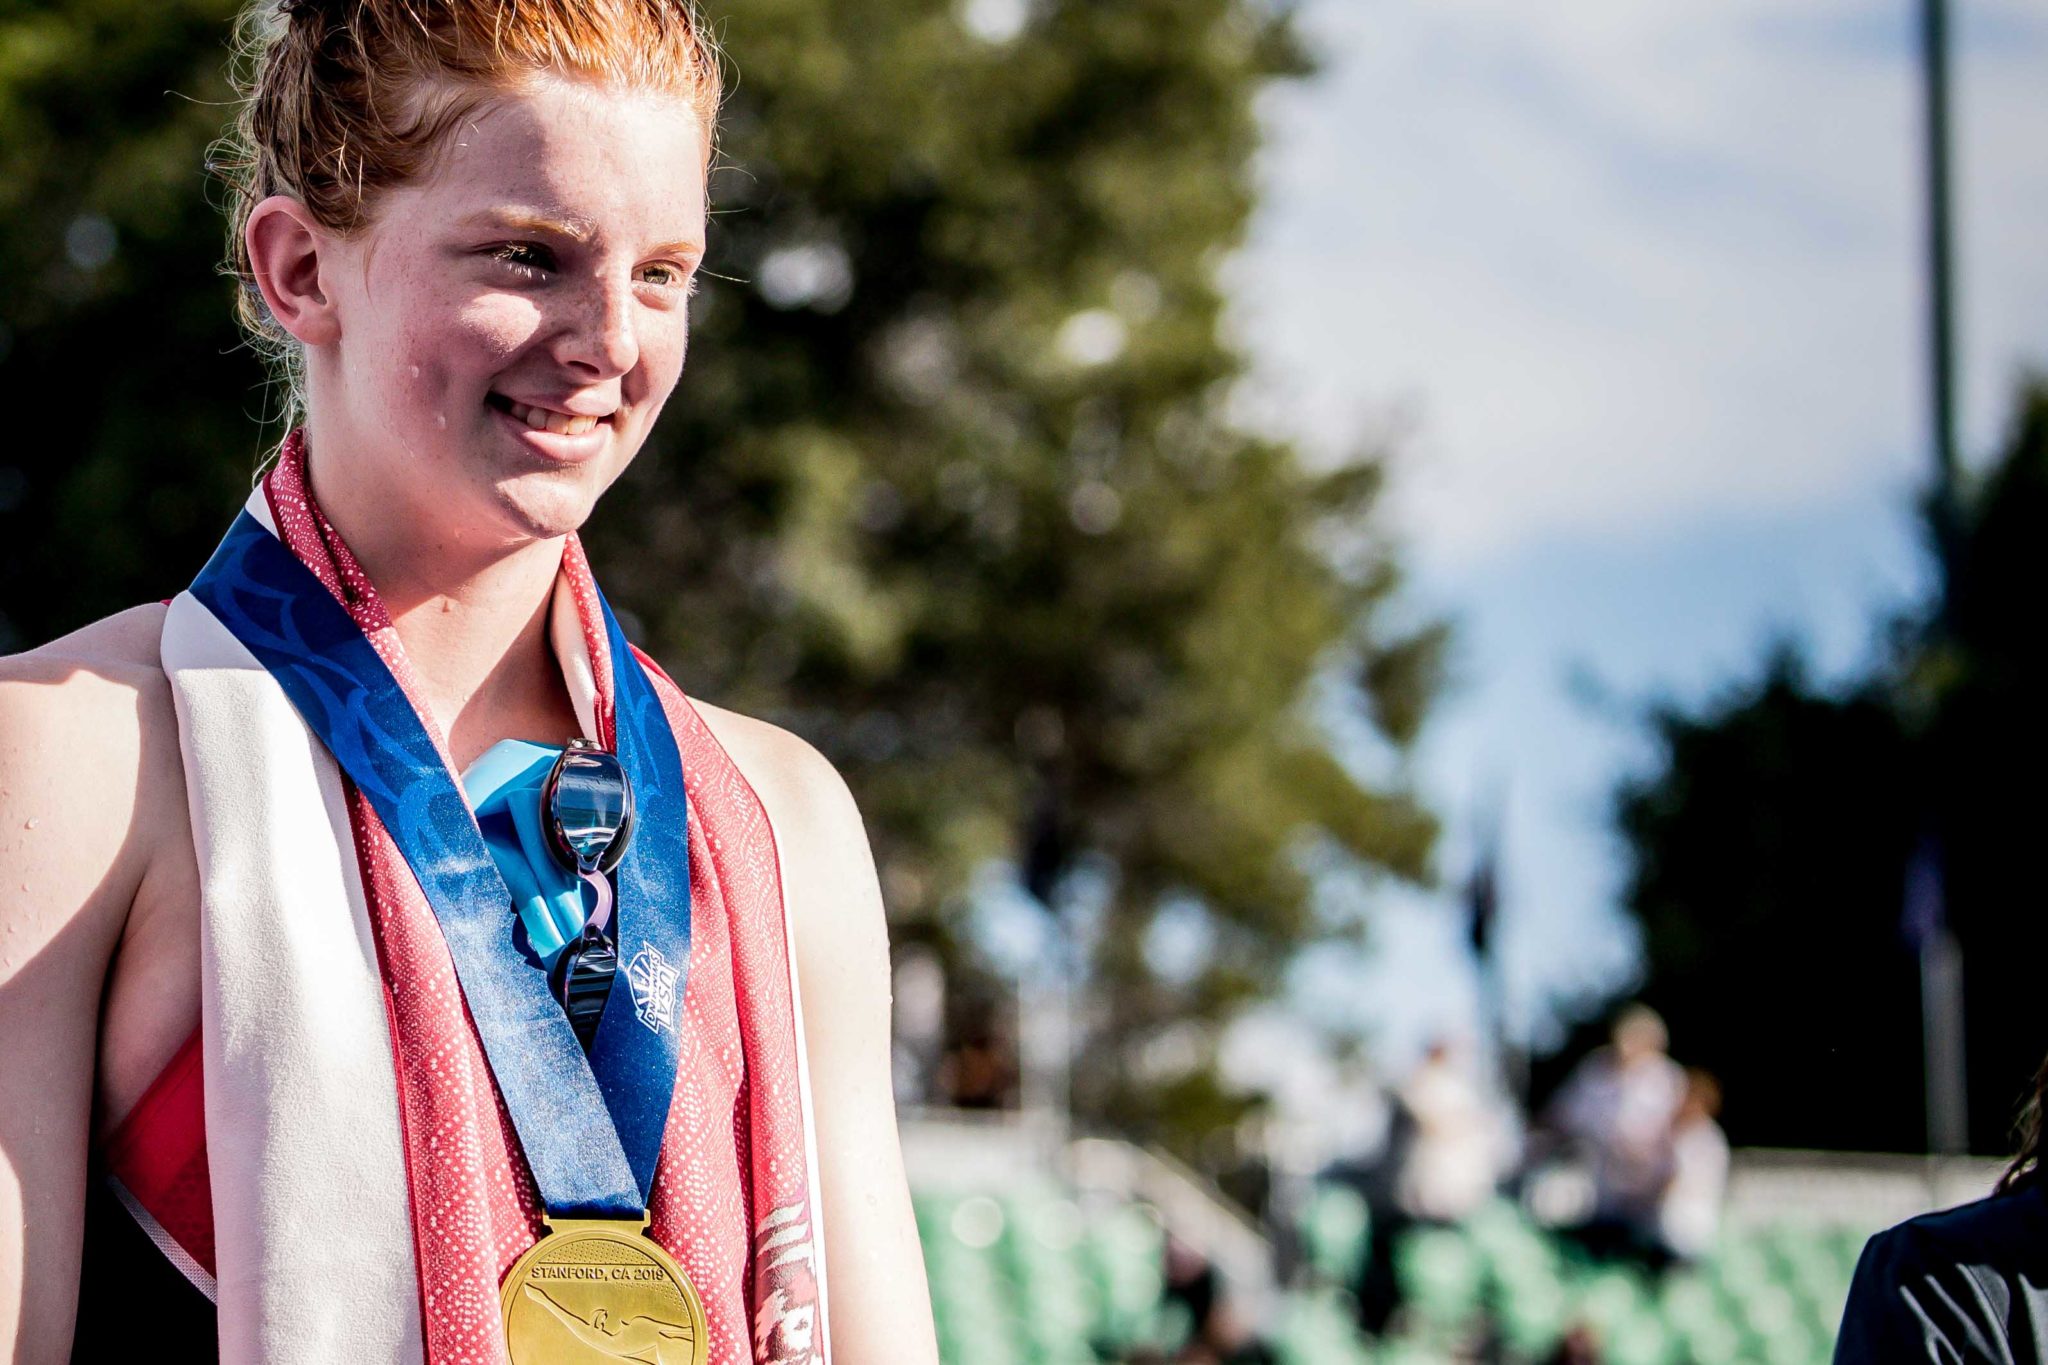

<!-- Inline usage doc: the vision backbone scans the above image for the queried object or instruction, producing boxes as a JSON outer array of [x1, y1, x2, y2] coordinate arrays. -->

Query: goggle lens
[[545, 743, 634, 876]]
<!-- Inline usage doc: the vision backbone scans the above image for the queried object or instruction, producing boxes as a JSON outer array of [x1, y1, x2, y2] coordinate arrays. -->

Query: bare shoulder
[[1, 604, 176, 796], [5, 607, 204, 1124], [2, 603, 172, 703], [688, 699, 867, 850], [687, 699, 887, 967], [0, 604, 183, 935]]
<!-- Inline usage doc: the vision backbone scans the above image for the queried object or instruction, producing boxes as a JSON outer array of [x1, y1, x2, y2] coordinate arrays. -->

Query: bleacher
[[1287, 1185, 1874, 1364], [914, 1186, 1173, 1364], [905, 1119, 2001, 1364], [914, 1178, 1894, 1363]]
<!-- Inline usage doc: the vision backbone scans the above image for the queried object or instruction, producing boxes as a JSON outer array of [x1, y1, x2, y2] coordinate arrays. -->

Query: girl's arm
[[0, 608, 180, 1358], [699, 706, 940, 1364]]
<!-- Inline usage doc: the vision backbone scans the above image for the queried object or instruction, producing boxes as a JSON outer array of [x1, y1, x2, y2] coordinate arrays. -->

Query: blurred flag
[[1904, 830, 1969, 1154], [1467, 831, 1500, 961], [1021, 782, 1068, 909], [1901, 833, 1946, 951]]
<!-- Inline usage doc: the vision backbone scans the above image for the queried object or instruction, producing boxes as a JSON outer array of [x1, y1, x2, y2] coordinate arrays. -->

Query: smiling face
[[301, 76, 708, 551]]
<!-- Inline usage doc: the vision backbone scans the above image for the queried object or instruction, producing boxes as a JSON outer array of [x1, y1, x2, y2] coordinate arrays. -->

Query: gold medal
[[501, 1216, 708, 1365]]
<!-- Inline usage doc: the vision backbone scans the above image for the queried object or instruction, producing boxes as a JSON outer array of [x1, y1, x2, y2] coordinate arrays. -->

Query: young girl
[[0, 2, 937, 1360]]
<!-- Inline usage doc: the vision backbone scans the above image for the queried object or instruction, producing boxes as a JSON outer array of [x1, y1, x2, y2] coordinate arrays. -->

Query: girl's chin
[[484, 468, 611, 541]]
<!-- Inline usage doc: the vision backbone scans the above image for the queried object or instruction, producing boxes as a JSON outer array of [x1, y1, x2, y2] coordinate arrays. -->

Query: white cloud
[[1230, 0, 2048, 568]]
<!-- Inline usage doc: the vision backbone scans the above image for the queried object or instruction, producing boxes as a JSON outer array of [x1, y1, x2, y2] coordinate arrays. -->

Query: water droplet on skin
[[22, 818, 37, 830], [436, 414, 447, 429]]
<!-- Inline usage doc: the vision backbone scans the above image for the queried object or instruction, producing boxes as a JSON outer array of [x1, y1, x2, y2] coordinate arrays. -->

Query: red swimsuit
[[99, 1028, 214, 1286]]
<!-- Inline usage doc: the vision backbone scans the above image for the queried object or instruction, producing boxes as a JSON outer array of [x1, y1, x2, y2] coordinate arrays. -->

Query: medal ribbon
[[190, 511, 691, 1220]]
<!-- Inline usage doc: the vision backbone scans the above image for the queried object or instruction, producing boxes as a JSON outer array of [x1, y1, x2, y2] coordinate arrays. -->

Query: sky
[[1224, 0, 2048, 1080]]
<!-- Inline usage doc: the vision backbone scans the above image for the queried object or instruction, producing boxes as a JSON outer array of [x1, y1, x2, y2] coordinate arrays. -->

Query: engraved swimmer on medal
[[521, 1285, 695, 1364]]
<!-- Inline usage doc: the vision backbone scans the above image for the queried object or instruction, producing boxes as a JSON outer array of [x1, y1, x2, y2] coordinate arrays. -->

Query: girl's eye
[[637, 262, 695, 292], [487, 242, 555, 279]]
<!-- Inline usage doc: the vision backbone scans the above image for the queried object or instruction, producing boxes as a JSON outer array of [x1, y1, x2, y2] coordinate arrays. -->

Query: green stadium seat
[[1273, 1287, 1375, 1365], [918, 1177, 1883, 1365], [1494, 1274, 1569, 1356], [1393, 1226, 1485, 1327], [1084, 1200, 1168, 1350], [1604, 1310, 1676, 1365], [1736, 1281, 1800, 1340], [1378, 1342, 1446, 1365], [1574, 1264, 1653, 1337], [1300, 1183, 1371, 1287], [1681, 1315, 1746, 1365], [998, 1195, 1100, 1363]]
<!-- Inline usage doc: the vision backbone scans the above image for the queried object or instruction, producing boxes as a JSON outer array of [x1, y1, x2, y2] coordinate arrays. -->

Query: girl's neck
[[301, 441, 581, 760]]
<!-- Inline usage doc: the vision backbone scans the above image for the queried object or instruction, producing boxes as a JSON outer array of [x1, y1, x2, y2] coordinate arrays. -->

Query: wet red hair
[[214, 0, 721, 369]]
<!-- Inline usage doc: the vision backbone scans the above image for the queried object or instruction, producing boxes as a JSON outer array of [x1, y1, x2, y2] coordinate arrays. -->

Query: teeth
[[502, 397, 603, 437]]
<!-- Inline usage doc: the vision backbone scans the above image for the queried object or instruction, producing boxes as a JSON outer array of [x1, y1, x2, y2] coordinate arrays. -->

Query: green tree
[[1613, 658, 1924, 1151], [1914, 381, 2048, 1154], [0, 0, 1443, 1155], [1612, 378, 2048, 1153], [0, 0, 261, 626]]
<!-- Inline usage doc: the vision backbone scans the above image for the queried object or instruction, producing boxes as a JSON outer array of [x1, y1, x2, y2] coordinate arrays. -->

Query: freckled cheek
[[392, 297, 545, 415], [454, 296, 547, 372], [629, 317, 693, 411]]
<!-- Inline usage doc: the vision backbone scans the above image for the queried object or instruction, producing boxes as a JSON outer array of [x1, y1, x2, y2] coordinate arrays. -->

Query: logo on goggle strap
[[627, 944, 682, 1035]]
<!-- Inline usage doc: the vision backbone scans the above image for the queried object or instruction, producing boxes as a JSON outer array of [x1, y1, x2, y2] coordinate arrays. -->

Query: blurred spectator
[[936, 1023, 1018, 1110], [1543, 1323, 1605, 1365], [1353, 1036, 1512, 1335], [1163, 1235, 1219, 1351], [1655, 1069, 1729, 1267], [1396, 1036, 1512, 1223], [1544, 1004, 1686, 1263], [1162, 1236, 1274, 1364]]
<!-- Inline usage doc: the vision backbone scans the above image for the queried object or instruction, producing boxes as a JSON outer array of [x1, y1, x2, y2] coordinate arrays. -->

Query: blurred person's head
[[1421, 1035, 1460, 1067], [1544, 1323, 1604, 1365], [218, 0, 719, 554], [1999, 1052, 2048, 1195], [1677, 1068, 1721, 1127], [1610, 1004, 1669, 1067]]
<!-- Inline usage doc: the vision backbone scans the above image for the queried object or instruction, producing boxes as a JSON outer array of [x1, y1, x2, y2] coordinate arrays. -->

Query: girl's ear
[[245, 195, 342, 346]]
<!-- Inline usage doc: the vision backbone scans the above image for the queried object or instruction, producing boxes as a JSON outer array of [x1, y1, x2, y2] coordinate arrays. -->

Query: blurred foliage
[[0, 0, 1443, 1153], [0, 0, 264, 607], [1611, 659, 1923, 1152], [1613, 378, 2048, 1154]]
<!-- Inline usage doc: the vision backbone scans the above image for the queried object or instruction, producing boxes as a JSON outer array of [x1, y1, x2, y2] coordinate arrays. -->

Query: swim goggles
[[541, 739, 636, 1045]]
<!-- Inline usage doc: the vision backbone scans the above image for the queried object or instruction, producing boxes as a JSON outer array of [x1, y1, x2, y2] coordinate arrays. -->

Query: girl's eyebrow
[[461, 207, 599, 241], [460, 208, 703, 261], [645, 238, 706, 264]]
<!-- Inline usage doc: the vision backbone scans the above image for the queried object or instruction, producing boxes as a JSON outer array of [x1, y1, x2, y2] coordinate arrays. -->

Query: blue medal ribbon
[[190, 512, 691, 1219]]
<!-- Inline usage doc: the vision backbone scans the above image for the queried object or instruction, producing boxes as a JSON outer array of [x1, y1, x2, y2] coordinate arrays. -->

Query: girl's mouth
[[485, 391, 613, 437]]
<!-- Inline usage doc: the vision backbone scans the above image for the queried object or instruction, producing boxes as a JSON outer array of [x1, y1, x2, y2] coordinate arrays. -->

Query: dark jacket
[[1835, 1180, 2048, 1364]]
